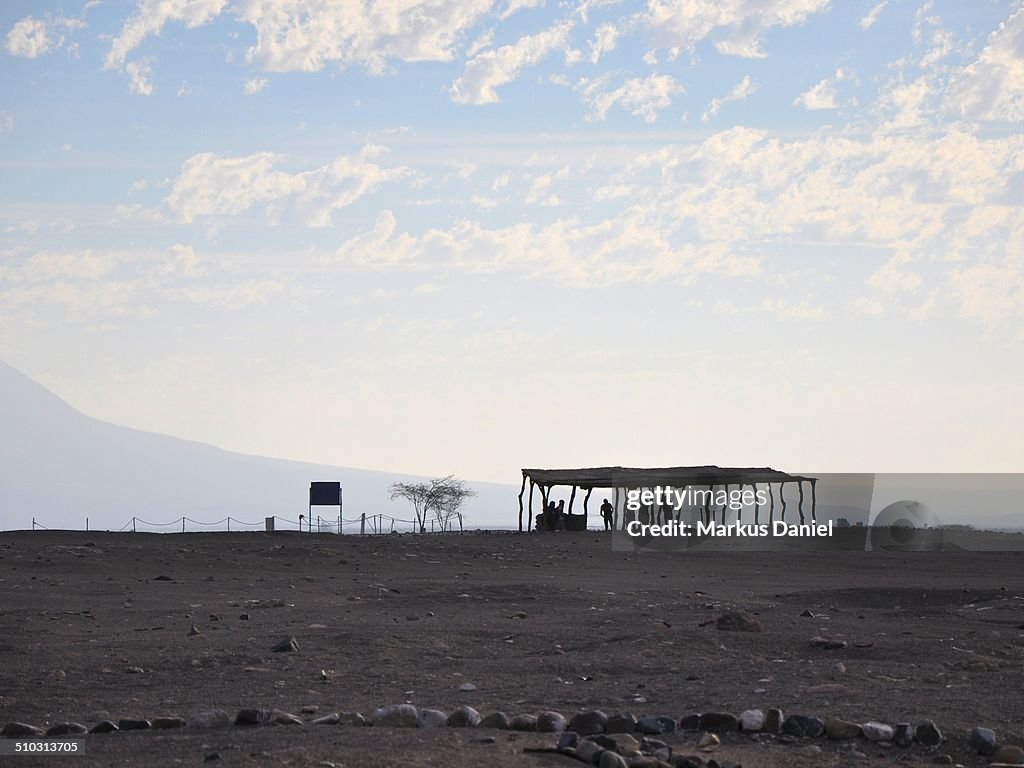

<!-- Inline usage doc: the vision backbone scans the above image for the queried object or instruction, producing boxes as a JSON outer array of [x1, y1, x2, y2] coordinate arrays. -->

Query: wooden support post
[[613, 486, 620, 530], [583, 487, 592, 518], [721, 484, 730, 525], [768, 483, 775, 523], [751, 483, 758, 524], [811, 479, 817, 523], [705, 486, 712, 525], [780, 483, 787, 522], [133, 516, 137, 533], [798, 480, 805, 524], [528, 481, 535, 532], [568, 485, 577, 516], [360, 513, 366, 535], [182, 517, 185, 533], [517, 473, 527, 533]]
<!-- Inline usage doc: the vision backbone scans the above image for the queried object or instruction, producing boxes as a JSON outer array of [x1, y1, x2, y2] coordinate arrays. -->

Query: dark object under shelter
[[518, 466, 817, 532]]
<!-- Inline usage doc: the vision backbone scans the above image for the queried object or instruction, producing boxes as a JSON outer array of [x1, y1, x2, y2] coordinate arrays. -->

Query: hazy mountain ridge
[[0, 361, 517, 531]]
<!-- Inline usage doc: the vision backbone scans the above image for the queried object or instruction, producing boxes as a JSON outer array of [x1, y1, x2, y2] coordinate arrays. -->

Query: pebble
[[417, 709, 447, 728], [126, 666, 145, 674], [969, 726, 997, 755], [312, 713, 340, 726], [189, 625, 201, 636], [458, 682, 477, 692], [46, 722, 88, 736], [568, 710, 608, 735], [824, 718, 861, 740], [862, 722, 894, 742], [480, 711, 510, 729], [510, 714, 537, 731], [117, 719, 151, 731], [151, 716, 186, 730], [698, 732, 720, 748], [190, 708, 232, 729], [699, 712, 738, 733], [536, 711, 566, 733], [2, 722, 45, 738], [782, 714, 824, 738], [932, 755, 953, 765], [272, 711, 303, 725], [301, 705, 318, 714], [739, 709, 764, 732], [916, 720, 943, 747], [992, 745, 1024, 765], [446, 706, 481, 728], [763, 708, 783, 734], [89, 720, 119, 734], [373, 704, 418, 728], [716, 611, 762, 632], [810, 636, 847, 650], [606, 712, 637, 733], [272, 635, 299, 653], [599, 752, 629, 768], [893, 723, 913, 747]]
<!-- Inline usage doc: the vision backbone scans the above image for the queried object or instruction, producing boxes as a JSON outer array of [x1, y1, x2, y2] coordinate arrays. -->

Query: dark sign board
[[309, 481, 342, 506]]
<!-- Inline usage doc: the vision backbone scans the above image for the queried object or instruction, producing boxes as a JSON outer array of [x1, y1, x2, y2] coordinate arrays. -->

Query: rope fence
[[30, 512, 469, 535]]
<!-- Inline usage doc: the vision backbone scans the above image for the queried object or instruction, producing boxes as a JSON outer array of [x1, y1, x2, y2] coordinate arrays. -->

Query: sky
[[1, 0, 1022, 485]]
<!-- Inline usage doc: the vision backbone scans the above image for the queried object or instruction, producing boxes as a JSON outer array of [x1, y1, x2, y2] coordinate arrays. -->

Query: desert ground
[[1, 529, 1023, 767]]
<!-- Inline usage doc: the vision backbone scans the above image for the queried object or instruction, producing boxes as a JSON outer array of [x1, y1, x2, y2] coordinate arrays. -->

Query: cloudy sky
[[1, 0, 1022, 484]]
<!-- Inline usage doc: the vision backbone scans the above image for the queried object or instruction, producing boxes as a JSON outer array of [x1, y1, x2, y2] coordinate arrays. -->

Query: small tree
[[389, 475, 476, 533]]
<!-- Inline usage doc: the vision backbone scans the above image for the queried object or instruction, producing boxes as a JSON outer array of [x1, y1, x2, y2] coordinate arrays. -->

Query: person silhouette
[[600, 498, 614, 530], [555, 499, 566, 530]]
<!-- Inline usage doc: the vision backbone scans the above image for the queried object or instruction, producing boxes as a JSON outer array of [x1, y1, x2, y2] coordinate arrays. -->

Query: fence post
[[227, 517, 231, 532], [182, 517, 185, 533], [360, 513, 365, 535], [132, 517, 137, 533], [86, 517, 89, 532], [32, 517, 35, 530]]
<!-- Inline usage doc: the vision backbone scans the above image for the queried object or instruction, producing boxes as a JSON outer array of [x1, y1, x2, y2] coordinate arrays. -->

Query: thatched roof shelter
[[517, 465, 817, 532]]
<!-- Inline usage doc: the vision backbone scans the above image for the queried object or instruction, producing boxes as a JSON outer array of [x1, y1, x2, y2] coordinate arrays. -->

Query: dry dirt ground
[[1, 530, 1023, 767]]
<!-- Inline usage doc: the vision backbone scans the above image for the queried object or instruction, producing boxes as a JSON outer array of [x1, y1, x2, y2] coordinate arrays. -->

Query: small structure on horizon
[[518, 466, 817, 532], [308, 481, 343, 533]]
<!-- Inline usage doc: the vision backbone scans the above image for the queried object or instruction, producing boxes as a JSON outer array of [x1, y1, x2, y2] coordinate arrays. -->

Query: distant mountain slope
[[0, 361, 516, 531]]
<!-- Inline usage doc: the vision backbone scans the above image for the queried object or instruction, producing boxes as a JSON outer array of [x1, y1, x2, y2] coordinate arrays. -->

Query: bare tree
[[389, 475, 476, 533]]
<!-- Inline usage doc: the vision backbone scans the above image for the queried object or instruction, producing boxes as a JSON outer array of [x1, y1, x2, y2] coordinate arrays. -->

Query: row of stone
[[3, 705, 1022, 765]]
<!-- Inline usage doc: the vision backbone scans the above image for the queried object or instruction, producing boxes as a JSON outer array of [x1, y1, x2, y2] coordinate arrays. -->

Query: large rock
[[151, 717, 186, 730], [117, 719, 151, 731], [272, 635, 299, 653], [447, 706, 481, 728], [739, 709, 765, 732], [782, 715, 824, 738], [992, 745, 1024, 765], [893, 723, 913, 747], [968, 727, 996, 755], [417, 709, 447, 728], [234, 709, 272, 726], [599, 752, 629, 768], [606, 712, 637, 734], [189, 709, 231, 729], [862, 722, 894, 742], [764, 708, 783, 734], [699, 712, 738, 733], [716, 612, 762, 632], [824, 718, 860, 740], [678, 714, 702, 731], [568, 710, 608, 736], [89, 720, 118, 734], [45, 722, 88, 736], [2, 722, 45, 738], [372, 704, 419, 728], [536, 711, 566, 733], [480, 711, 510, 729], [510, 714, 537, 732], [637, 716, 675, 735], [915, 720, 943, 747]]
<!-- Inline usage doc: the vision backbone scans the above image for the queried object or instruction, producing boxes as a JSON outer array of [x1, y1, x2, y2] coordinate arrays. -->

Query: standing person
[[600, 498, 614, 530], [555, 499, 566, 530]]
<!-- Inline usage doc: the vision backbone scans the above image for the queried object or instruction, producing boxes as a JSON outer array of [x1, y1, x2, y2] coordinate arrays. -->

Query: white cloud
[[163, 145, 411, 227], [451, 21, 573, 104], [946, 7, 1024, 122], [702, 74, 756, 122], [5, 17, 54, 58], [4, 15, 82, 58], [859, 1, 888, 31], [238, 0, 494, 73], [500, 0, 545, 21], [794, 68, 847, 111], [588, 23, 619, 64], [244, 77, 269, 95], [105, 0, 228, 70], [645, 0, 832, 59], [576, 73, 683, 122], [125, 58, 154, 95]]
